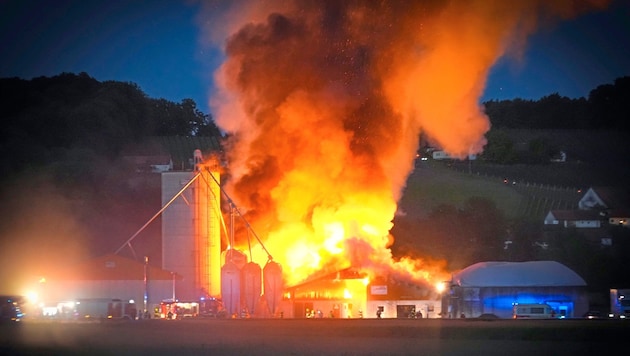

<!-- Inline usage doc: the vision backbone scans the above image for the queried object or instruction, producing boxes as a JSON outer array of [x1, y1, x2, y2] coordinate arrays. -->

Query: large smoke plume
[[200, 0, 610, 285]]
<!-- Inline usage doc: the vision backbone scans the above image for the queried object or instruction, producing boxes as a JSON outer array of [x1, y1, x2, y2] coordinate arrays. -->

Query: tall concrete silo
[[161, 151, 221, 300]]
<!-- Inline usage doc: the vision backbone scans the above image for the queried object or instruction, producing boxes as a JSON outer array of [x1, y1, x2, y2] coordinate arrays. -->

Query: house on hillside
[[579, 187, 630, 210], [578, 187, 630, 228], [545, 186, 630, 228], [543, 186, 630, 246], [543, 210, 604, 228]]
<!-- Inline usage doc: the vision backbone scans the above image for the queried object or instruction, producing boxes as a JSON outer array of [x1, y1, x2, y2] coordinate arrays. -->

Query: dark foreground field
[[1, 318, 626, 356]]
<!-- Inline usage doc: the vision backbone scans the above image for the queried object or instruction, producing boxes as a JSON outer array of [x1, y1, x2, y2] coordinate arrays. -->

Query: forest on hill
[[483, 76, 630, 131], [2, 72, 628, 183]]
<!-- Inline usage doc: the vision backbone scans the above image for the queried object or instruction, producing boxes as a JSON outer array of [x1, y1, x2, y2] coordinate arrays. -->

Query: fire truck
[[199, 297, 226, 318], [73, 298, 137, 320], [155, 298, 225, 319], [156, 300, 201, 319]]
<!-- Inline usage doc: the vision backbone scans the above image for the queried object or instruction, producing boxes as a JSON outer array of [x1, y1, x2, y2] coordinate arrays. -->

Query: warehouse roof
[[452, 261, 586, 287]]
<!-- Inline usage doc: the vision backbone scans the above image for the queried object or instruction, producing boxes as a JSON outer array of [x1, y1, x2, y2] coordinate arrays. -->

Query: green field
[[399, 160, 590, 223], [400, 162, 525, 219]]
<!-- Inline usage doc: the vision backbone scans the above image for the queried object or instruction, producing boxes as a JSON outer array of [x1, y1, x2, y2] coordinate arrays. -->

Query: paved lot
[[1, 318, 624, 355]]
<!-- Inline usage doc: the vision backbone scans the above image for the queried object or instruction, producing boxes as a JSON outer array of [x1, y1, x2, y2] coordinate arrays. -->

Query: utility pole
[[143, 256, 149, 316]]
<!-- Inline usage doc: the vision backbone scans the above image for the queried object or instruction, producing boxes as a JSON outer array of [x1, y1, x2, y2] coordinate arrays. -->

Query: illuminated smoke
[[0, 178, 90, 296], [200, 0, 610, 286]]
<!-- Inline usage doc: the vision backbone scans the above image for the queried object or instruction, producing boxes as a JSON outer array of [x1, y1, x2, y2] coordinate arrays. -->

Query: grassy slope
[[399, 161, 524, 219]]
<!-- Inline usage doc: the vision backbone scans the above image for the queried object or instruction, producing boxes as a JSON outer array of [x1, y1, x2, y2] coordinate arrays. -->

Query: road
[[1, 317, 624, 355]]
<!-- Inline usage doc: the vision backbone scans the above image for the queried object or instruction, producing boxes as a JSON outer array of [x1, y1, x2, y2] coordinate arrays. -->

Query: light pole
[[143, 256, 149, 316], [172, 272, 176, 301]]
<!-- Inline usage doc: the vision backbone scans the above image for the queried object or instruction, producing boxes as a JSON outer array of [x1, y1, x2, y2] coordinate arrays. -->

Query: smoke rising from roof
[[201, 0, 610, 284]]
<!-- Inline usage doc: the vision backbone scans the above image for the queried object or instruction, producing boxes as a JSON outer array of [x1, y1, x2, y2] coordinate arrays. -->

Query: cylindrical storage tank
[[242, 262, 262, 315], [222, 249, 247, 270], [263, 261, 283, 316], [221, 261, 241, 317]]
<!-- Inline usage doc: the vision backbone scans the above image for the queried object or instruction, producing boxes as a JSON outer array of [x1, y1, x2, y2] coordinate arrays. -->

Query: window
[[531, 307, 545, 314]]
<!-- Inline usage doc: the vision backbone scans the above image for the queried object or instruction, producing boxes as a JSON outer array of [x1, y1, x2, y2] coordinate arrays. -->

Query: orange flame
[[202, 0, 611, 287]]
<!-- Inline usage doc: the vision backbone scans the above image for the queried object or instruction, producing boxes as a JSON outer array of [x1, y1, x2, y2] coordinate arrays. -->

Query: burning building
[[158, 0, 609, 317], [282, 268, 443, 319], [160, 150, 284, 317], [30, 1, 610, 318], [194, 0, 610, 314], [157, 149, 445, 318]]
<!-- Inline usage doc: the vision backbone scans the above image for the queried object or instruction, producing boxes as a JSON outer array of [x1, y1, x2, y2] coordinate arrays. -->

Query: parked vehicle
[[199, 297, 226, 318], [156, 300, 200, 319], [512, 303, 556, 319], [1, 296, 23, 322], [609, 289, 630, 319], [74, 298, 137, 320], [583, 310, 602, 319]]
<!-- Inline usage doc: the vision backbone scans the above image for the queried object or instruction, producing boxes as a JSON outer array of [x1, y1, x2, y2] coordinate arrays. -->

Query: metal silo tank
[[222, 248, 247, 270], [242, 262, 262, 315], [263, 261, 283, 316], [221, 261, 241, 318]]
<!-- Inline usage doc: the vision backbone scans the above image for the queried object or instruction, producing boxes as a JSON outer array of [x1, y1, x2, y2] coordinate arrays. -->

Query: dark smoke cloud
[[198, 0, 611, 283]]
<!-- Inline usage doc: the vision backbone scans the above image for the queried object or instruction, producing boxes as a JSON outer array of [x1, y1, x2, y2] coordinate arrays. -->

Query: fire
[[201, 0, 611, 287], [323, 223, 344, 255]]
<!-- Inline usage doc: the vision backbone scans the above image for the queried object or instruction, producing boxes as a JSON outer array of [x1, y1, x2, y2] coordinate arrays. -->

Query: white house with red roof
[[545, 186, 630, 229]]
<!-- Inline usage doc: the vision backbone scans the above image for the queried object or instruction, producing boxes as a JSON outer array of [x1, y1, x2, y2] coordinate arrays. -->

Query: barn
[[281, 268, 442, 319], [445, 261, 588, 319]]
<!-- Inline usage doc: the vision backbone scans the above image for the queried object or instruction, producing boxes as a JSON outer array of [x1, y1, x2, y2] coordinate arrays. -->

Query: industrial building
[[31, 147, 590, 320], [279, 267, 442, 319], [36, 253, 180, 318], [445, 261, 589, 319]]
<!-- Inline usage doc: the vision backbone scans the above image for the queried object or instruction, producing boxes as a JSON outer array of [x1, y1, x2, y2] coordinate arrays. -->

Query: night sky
[[1, 0, 629, 115]]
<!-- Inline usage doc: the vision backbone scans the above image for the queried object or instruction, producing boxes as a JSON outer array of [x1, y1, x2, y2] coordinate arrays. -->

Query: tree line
[[483, 76, 630, 131], [0, 72, 222, 178], [3, 72, 627, 177], [0, 72, 224, 262]]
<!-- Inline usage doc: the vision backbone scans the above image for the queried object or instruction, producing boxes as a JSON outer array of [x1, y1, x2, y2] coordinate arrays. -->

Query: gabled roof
[[579, 187, 630, 210], [547, 209, 603, 221], [452, 261, 586, 287], [51, 254, 181, 281]]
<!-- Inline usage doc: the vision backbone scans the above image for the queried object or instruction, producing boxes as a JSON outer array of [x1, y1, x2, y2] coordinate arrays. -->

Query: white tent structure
[[445, 261, 588, 319]]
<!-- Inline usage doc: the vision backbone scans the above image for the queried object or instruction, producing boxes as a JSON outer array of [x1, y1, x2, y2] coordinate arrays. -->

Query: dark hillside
[[0, 74, 225, 275], [450, 129, 630, 187]]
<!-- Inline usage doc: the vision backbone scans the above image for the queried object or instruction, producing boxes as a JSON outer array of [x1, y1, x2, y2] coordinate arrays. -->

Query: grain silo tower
[[161, 150, 222, 300]]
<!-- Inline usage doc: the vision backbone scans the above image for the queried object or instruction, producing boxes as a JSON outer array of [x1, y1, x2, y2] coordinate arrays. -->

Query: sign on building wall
[[370, 285, 388, 295]]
